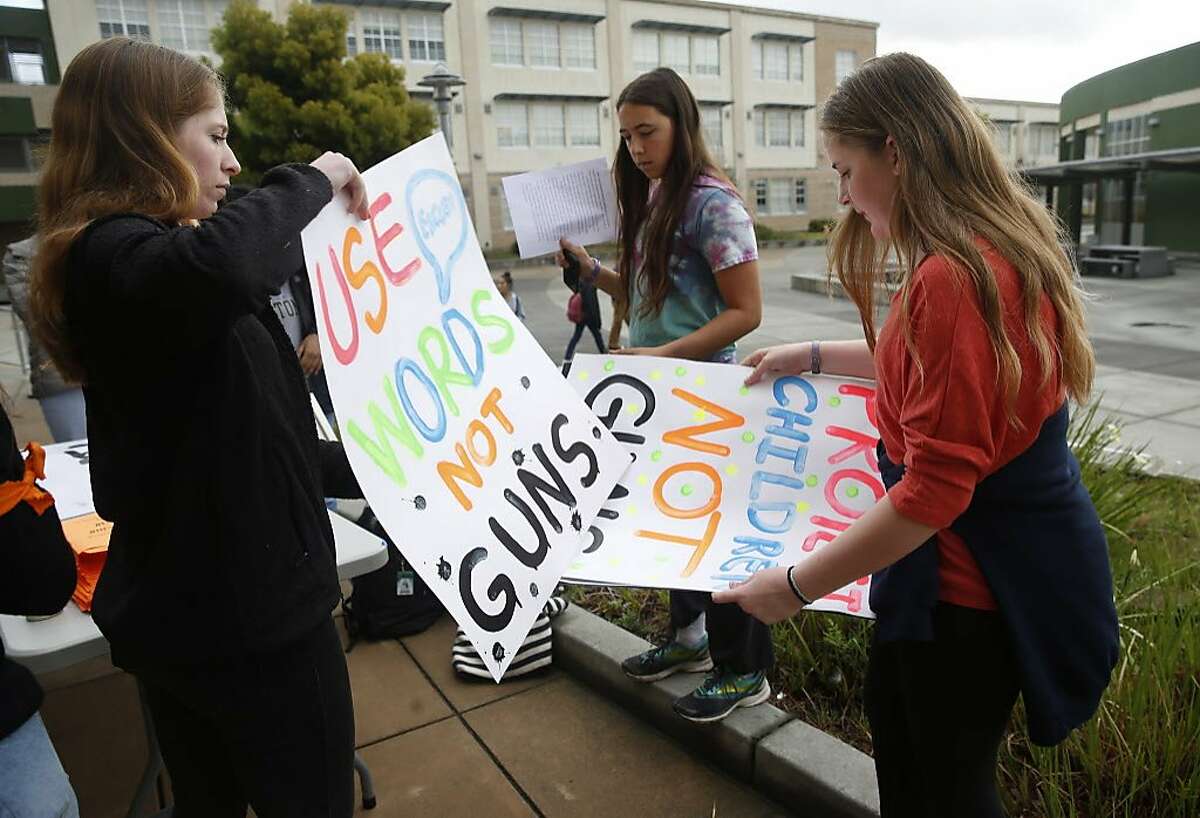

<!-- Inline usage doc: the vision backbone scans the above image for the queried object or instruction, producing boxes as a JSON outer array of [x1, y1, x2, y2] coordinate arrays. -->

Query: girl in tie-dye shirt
[[557, 68, 769, 724]]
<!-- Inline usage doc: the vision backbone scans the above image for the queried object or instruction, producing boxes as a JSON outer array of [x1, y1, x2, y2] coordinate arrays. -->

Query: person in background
[[563, 275, 606, 361], [717, 53, 1117, 817], [29, 38, 368, 817], [4, 237, 87, 441], [0, 397, 80, 817], [493, 270, 525, 322], [557, 67, 767, 723]]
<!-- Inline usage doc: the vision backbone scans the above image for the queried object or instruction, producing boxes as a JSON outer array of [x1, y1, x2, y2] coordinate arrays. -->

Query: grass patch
[[567, 402, 1200, 815]]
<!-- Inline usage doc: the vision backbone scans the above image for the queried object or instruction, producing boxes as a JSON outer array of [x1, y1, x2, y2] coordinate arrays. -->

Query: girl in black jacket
[[29, 39, 369, 818]]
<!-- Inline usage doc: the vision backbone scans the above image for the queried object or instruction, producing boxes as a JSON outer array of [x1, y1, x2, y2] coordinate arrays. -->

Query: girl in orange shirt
[[716, 54, 1117, 817]]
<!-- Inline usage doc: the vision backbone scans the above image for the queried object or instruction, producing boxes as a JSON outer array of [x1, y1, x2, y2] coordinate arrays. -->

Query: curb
[[552, 605, 880, 818], [789, 273, 893, 305]]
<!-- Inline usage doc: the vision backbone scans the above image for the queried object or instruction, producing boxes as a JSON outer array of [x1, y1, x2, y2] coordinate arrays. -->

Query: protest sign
[[564, 354, 881, 618], [300, 135, 630, 679]]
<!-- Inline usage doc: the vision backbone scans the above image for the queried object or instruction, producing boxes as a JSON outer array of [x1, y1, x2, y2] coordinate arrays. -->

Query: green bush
[[809, 218, 837, 233], [754, 222, 779, 240]]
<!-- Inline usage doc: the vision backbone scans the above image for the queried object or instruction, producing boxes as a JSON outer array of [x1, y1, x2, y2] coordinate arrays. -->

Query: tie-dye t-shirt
[[628, 175, 757, 363]]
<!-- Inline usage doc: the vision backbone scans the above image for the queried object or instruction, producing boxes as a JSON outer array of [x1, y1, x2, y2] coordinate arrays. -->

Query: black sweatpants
[[670, 589, 774, 674], [865, 602, 1020, 818], [137, 618, 355, 818]]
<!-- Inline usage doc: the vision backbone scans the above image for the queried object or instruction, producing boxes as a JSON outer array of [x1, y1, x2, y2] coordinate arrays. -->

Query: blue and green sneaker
[[672, 668, 771, 723], [621, 637, 714, 682]]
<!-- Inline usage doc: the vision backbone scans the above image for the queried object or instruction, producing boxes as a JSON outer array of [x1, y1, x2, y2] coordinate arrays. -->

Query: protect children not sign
[[563, 354, 880, 619]]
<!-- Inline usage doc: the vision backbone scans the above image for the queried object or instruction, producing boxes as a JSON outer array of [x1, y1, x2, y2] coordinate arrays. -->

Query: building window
[[790, 110, 805, 147], [531, 102, 565, 146], [499, 189, 514, 230], [1, 37, 45, 85], [633, 30, 721, 76], [767, 111, 789, 146], [753, 178, 807, 214], [992, 121, 1013, 155], [632, 30, 658, 73], [562, 24, 595, 69], [700, 105, 722, 148], [495, 102, 529, 148], [96, 0, 151, 40], [158, 0, 212, 53], [1105, 114, 1150, 158], [407, 13, 445, 63], [346, 31, 357, 56], [527, 21, 559, 68], [753, 179, 768, 211], [1028, 123, 1058, 157], [835, 49, 857, 83], [361, 10, 402, 60], [752, 40, 802, 81], [490, 18, 523, 65], [661, 32, 689, 74], [692, 36, 719, 76], [0, 136, 38, 172], [567, 103, 600, 146]]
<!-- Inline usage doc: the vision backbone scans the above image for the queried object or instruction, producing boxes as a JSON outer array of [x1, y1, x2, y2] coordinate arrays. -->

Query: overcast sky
[[722, 0, 1200, 103]]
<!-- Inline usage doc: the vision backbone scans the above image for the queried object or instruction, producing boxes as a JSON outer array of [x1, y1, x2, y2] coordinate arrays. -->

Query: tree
[[211, 0, 435, 182]]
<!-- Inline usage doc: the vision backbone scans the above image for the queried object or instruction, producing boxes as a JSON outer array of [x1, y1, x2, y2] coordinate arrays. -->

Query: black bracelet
[[810, 340, 822, 375], [786, 565, 813, 607]]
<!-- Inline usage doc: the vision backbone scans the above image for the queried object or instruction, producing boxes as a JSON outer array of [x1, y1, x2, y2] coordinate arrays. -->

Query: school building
[[966, 97, 1061, 170], [1, 0, 877, 250], [1026, 41, 1200, 253]]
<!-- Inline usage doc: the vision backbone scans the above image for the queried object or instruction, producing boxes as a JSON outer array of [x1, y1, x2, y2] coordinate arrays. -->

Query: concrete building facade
[[967, 97, 1060, 170], [4, 0, 877, 248]]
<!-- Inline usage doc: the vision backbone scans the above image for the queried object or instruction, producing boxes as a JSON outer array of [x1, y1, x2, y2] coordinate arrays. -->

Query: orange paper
[[62, 513, 112, 612]]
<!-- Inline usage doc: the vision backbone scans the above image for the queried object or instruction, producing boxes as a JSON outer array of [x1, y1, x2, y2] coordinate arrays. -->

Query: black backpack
[[341, 507, 444, 646]]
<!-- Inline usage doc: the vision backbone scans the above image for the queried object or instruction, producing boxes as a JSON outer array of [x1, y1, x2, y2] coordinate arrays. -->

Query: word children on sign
[[564, 354, 880, 619], [301, 135, 630, 680]]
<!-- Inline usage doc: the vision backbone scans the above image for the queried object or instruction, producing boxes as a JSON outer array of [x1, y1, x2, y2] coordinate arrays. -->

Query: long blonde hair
[[823, 53, 1093, 415], [30, 38, 223, 383]]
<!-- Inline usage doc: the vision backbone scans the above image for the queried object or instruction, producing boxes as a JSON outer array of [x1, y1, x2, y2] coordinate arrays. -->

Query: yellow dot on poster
[[829, 396, 842, 407], [692, 409, 707, 422], [742, 431, 756, 443], [570, 562, 584, 570], [650, 450, 663, 461], [675, 366, 687, 377], [627, 505, 638, 516], [608, 557, 622, 568], [604, 360, 615, 372], [650, 369, 663, 381], [576, 370, 589, 380], [846, 485, 860, 498], [626, 403, 640, 415], [695, 375, 706, 386], [795, 500, 810, 513], [739, 386, 750, 396], [725, 464, 740, 477], [681, 484, 694, 496], [654, 554, 671, 563], [637, 474, 649, 486]]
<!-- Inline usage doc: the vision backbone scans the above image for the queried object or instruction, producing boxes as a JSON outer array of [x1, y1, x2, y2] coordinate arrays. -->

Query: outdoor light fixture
[[418, 62, 467, 149]]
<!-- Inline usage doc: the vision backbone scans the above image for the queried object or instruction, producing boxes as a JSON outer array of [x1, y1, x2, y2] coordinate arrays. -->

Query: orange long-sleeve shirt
[[874, 241, 1066, 610]]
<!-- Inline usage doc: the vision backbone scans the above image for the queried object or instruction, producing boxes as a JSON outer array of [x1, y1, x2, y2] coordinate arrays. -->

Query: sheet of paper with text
[[300, 135, 631, 680], [501, 158, 618, 259], [563, 354, 881, 619]]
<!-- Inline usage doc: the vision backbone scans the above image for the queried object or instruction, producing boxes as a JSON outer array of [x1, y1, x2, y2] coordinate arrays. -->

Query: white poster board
[[564, 354, 881, 618], [301, 135, 630, 680]]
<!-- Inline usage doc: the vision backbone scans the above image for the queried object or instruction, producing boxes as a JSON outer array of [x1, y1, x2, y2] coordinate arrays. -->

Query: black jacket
[[0, 405, 77, 738], [63, 164, 361, 669]]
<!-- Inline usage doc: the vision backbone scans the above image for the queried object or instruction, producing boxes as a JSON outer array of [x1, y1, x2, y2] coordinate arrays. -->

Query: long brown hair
[[822, 52, 1094, 415], [30, 38, 223, 383], [614, 68, 733, 318]]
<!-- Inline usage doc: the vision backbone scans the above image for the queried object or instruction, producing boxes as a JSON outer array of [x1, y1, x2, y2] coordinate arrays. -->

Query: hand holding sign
[[310, 151, 370, 220]]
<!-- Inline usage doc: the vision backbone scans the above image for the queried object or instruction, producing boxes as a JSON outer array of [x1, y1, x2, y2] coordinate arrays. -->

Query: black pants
[[865, 603, 1020, 818], [137, 619, 355, 818], [670, 590, 773, 674], [564, 323, 606, 359]]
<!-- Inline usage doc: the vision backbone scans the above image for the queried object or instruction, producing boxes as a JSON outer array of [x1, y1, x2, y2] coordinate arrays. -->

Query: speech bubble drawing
[[405, 168, 469, 305]]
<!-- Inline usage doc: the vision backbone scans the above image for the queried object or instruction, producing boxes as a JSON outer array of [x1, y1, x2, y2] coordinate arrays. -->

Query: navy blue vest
[[871, 403, 1119, 746]]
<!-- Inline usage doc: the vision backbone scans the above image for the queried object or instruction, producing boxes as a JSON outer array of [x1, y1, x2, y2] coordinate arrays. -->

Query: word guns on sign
[[563, 354, 881, 619], [301, 134, 629, 681]]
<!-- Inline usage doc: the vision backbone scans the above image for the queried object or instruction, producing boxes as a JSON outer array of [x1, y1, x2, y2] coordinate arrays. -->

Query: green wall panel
[[1060, 42, 1200, 123], [0, 185, 35, 224], [0, 97, 36, 134]]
